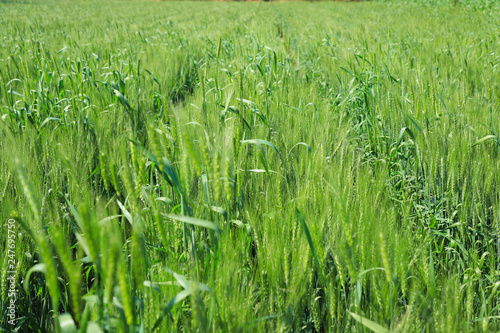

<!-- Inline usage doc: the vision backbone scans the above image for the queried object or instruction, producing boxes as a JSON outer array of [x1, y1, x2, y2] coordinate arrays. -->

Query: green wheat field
[[0, 0, 499, 332]]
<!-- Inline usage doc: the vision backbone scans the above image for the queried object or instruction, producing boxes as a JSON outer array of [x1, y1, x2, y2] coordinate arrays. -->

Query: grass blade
[[161, 213, 220, 233], [348, 311, 389, 333]]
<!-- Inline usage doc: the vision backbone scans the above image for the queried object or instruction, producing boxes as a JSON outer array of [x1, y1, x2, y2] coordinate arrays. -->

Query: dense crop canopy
[[0, 1, 499, 332]]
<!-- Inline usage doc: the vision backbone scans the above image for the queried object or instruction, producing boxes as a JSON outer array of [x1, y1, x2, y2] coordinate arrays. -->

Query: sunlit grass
[[0, 0, 499, 332]]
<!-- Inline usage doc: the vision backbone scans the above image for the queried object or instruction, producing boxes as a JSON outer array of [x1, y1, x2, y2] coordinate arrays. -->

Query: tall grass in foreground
[[0, 1, 499, 332]]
